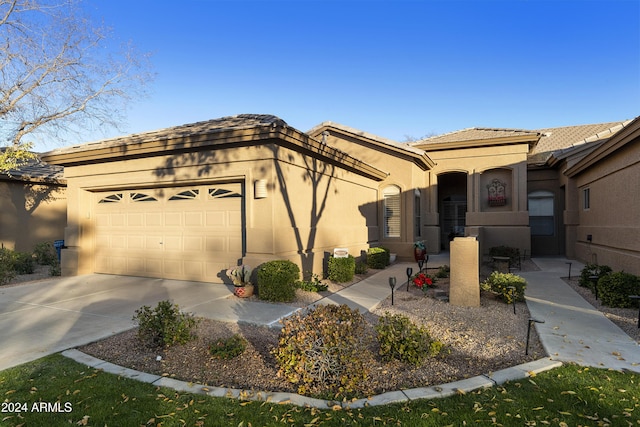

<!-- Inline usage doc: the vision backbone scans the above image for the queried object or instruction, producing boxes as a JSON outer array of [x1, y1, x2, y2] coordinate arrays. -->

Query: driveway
[[0, 274, 298, 371]]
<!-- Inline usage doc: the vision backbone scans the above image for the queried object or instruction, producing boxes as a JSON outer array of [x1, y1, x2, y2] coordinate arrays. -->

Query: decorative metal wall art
[[487, 179, 507, 207]]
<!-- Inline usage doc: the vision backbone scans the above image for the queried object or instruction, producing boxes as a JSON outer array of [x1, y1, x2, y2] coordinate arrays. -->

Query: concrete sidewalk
[[522, 257, 640, 373]]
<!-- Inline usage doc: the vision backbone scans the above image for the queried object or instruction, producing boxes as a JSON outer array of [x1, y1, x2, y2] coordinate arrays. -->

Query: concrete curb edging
[[61, 349, 562, 409]]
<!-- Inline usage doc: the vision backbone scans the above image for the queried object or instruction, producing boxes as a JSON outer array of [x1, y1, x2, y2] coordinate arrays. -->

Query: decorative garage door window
[[131, 193, 158, 202], [98, 193, 123, 203], [169, 189, 199, 201], [209, 187, 242, 198]]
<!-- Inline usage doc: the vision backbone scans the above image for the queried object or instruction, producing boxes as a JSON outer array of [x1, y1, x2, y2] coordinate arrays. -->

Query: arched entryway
[[438, 172, 467, 250]]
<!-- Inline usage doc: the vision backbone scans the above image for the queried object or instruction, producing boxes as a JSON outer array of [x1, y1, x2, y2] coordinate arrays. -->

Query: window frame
[[383, 185, 401, 238]]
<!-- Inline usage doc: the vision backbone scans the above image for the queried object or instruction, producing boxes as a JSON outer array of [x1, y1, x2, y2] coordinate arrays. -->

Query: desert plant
[[273, 304, 372, 398], [33, 242, 58, 266], [481, 271, 527, 303], [598, 272, 640, 308], [132, 300, 199, 348], [435, 264, 450, 278], [366, 247, 390, 269], [11, 251, 35, 274], [355, 260, 368, 274], [209, 334, 247, 360], [296, 272, 328, 292], [226, 265, 252, 286], [0, 248, 16, 285], [375, 312, 443, 366], [257, 260, 300, 302], [579, 263, 612, 289], [327, 255, 355, 282]]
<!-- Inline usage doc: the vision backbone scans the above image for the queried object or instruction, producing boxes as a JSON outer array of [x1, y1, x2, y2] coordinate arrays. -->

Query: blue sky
[[39, 0, 640, 150]]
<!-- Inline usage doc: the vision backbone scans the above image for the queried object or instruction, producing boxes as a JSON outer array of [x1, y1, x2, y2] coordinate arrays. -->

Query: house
[[40, 113, 640, 282], [0, 155, 67, 252]]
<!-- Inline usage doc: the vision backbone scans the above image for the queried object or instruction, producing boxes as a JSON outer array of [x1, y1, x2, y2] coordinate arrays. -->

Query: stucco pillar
[[449, 236, 480, 307]]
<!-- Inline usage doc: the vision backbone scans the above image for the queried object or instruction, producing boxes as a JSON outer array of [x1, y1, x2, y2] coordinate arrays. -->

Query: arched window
[[383, 185, 401, 238], [528, 191, 554, 236]]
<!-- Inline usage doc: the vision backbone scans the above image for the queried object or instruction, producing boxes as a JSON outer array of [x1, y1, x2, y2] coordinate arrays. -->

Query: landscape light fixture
[[406, 267, 413, 291], [389, 277, 397, 305]]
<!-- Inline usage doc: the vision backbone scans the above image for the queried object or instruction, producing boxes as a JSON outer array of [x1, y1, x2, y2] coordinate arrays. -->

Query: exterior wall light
[[254, 179, 267, 199]]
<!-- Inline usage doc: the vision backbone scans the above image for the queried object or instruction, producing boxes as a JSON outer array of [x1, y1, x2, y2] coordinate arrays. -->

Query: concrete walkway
[[3, 254, 639, 407], [522, 257, 640, 373]]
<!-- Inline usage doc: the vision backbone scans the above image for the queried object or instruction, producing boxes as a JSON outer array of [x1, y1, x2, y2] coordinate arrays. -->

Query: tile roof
[[0, 154, 64, 183], [45, 114, 288, 155], [411, 127, 540, 146], [528, 121, 631, 164]]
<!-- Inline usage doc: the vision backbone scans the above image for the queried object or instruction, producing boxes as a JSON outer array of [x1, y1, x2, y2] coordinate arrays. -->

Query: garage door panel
[[111, 214, 126, 226], [128, 213, 144, 226], [184, 211, 203, 226], [165, 212, 182, 226], [146, 213, 163, 226], [94, 183, 243, 282]]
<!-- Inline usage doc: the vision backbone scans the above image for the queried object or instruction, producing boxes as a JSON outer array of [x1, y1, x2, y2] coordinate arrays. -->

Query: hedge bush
[[12, 251, 35, 274], [366, 247, 390, 269], [327, 255, 355, 282], [481, 271, 527, 303], [579, 263, 612, 289], [375, 312, 443, 366], [0, 248, 16, 285], [273, 304, 372, 398], [33, 242, 58, 266], [599, 272, 640, 308], [257, 260, 300, 302], [132, 300, 199, 348]]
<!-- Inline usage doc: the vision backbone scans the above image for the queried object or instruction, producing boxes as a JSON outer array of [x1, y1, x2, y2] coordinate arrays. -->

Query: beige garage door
[[94, 183, 243, 282]]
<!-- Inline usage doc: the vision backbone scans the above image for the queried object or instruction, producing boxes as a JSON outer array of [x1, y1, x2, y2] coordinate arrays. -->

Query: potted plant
[[413, 241, 427, 262], [226, 265, 254, 298]]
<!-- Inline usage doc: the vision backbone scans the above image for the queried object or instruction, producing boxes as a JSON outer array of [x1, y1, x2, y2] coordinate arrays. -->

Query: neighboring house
[[0, 155, 67, 253], [41, 113, 639, 282]]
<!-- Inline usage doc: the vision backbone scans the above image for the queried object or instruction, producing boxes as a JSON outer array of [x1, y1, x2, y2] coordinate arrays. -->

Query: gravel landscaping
[[77, 263, 548, 398]]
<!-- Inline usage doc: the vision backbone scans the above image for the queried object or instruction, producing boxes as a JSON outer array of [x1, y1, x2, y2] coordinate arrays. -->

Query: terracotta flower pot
[[234, 284, 254, 298], [414, 248, 426, 262]]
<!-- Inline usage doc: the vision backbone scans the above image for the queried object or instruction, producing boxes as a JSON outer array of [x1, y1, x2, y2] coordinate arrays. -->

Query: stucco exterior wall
[[571, 141, 640, 275], [316, 131, 431, 259], [57, 141, 380, 279], [0, 180, 66, 253], [425, 143, 531, 258]]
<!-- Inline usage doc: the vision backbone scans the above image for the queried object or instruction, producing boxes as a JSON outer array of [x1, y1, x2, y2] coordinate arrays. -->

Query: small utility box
[[450, 236, 480, 307]]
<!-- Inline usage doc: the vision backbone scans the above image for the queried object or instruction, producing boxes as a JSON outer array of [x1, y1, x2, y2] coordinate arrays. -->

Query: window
[[169, 189, 199, 201], [383, 185, 401, 238], [130, 192, 158, 202], [528, 191, 554, 236], [98, 193, 123, 204], [414, 189, 421, 237], [583, 188, 590, 210]]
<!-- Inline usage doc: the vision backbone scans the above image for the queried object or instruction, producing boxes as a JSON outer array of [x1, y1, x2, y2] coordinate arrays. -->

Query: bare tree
[[0, 0, 152, 171]]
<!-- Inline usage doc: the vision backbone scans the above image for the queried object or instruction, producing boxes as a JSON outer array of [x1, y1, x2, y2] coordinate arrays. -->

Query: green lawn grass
[[1, 354, 638, 426]]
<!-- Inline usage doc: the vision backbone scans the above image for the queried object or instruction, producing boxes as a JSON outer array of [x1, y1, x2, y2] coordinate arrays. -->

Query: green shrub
[[355, 261, 368, 274], [481, 271, 527, 303], [599, 272, 640, 308], [273, 304, 373, 398], [257, 260, 300, 302], [366, 247, 390, 269], [296, 272, 328, 292], [0, 248, 16, 285], [375, 312, 443, 366], [327, 255, 355, 282], [12, 251, 35, 274], [488, 246, 520, 266], [579, 263, 612, 289], [435, 264, 450, 278], [209, 334, 247, 360], [132, 300, 199, 348], [49, 261, 61, 276], [33, 242, 58, 266]]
